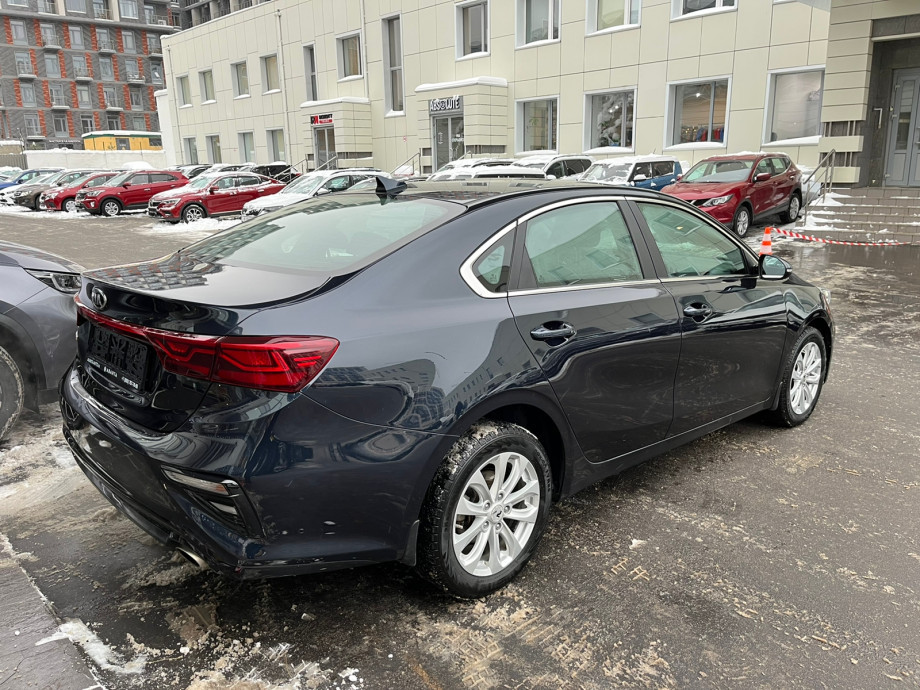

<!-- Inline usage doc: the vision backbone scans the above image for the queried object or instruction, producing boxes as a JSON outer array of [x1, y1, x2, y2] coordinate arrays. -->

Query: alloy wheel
[[102, 201, 120, 216], [790, 342, 822, 415], [452, 451, 541, 577], [64, 199, 76, 213], [789, 195, 800, 221], [183, 205, 204, 223], [735, 209, 750, 237]]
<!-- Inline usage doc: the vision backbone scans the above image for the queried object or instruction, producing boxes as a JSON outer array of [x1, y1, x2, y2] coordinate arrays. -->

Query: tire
[[0, 346, 24, 441], [181, 204, 205, 223], [732, 205, 752, 237], [63, 198, 76, 213], [417, 421, 553, 598], [100, 198, 122, 217], [779, 192, 801, 224], [770, 326, 826, 427]]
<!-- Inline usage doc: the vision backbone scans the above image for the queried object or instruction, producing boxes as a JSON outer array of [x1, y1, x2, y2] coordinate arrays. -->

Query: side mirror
[[122, 182, 132, 188], [632, 174, 647, 182], [754, 172, 771, 183], [208, 186, 218, 194], [759, 254, 790, 280], [546, 174, 557, 180], [676, 173, 683, 181], [315, 187, 331, 196]]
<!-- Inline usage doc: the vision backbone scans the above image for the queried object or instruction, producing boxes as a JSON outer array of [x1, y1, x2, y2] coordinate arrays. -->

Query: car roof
[[699, 152, 776, 161], [589, 155, 679, 166]]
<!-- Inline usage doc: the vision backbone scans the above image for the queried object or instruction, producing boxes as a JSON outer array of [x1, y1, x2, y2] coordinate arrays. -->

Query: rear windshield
[[182, 194, 462, 275]]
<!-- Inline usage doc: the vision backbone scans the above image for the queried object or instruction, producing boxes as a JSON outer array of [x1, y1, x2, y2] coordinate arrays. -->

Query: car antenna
[[375, 175, 407, 199]]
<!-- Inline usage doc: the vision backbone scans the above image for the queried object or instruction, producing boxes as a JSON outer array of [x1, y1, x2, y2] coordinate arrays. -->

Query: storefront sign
[[428, 96, 462, 114], [310, 113, 333, 125]]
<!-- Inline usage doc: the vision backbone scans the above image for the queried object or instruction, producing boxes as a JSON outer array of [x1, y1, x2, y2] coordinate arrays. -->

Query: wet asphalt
[[1, 209, 919, 689]]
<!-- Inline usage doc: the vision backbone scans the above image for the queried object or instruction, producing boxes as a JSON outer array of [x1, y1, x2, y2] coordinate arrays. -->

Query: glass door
[[315, 126, 336, 169], [433, 116, 464, 171], [886, 69, 920, 187]]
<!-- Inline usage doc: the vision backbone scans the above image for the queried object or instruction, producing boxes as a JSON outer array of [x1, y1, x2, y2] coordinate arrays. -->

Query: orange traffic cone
[[759, 227, 773, 256]]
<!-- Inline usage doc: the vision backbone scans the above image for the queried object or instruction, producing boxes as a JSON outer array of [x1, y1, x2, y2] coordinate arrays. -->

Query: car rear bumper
[[60, 366, 439, 579]]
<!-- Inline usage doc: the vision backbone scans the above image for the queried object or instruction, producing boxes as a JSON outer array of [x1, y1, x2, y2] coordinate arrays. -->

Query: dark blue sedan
[[61, 180, 833, 598]]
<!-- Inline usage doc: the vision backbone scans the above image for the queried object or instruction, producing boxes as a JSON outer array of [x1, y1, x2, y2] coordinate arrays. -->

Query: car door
[[629, 200, 789, 436], [149, 173, 185, 198], [651, 161, 677, 189], [232, 175, 266, 209], [506, 198, 682, 464], [629, 163, 655, 188], [203, 175, 239, 214], [545, 161, 566, 179], [769, 156, 796, 209], [121, 173, 151, 207], [749, 158, 775, 217]]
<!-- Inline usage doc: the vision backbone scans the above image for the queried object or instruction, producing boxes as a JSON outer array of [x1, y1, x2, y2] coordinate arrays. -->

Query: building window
[[184, 137, 199, 164], [125, 58, 140, 81], [53, 113, 69, 137], [80, 114, 95, 133], [148, 34, 161, 53], [41, 23, 58, 46], [100, 56, 114, 81], [45, 54, 61, 78], [77, 84, 92, 107], [103, 85, 118, 108], [151, 62, 164, 84], [337, 35, 362, 79], [93, 0, 109, 19], [383, 17, 403, 112], [261, 55, 280, 91], [70, 26, 85, 48], [206, 135, 222, 163], [98, 28, 114, 51], [11, 20, 28, 45], [267, 128, 285, 162], [674, 0, 734, 18], [765, 70, 824, 143], [519, 0, 559, 45], [66, 0, 87, 12], [50, 83, 68, 107], [518, 98, 557, 152], [21, 83, 37, 108], [24, 113, 42, 137], [107, 114, 121, 129], [130, 88, 143, 109], [232, 62, 249, 96], [586, 90, 635, 149], [119, 0, 138, 19], [132, 115, 146, 130], [8, 0, 28, 6], [590, 0, 639, 32], [200, 70, 215, 102], [457, 1, 488, 57], [239, 131, 255, 162], [177, 75, 191, 105], [15, 52, 32, 76], [123, 31, 136, 53], [669, 79, 728, 146], [72, 54, 88, 77], [303, 46, 318, 101]]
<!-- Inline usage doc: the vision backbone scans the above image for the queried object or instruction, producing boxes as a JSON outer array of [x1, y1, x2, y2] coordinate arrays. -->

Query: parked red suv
[[77, 169, 187, 216], [661, 153, 802, 237], [147, 172, 286, 223], [39, 171, 121, 213]]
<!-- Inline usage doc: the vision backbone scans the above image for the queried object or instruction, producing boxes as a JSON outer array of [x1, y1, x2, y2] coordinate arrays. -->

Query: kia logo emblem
[[90, 286, 108, 310]]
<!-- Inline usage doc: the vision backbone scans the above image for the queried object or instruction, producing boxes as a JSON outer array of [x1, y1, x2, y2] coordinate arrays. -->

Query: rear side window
[[522, 202, 643, 289], [770, 156, 790, 173], [184, 196, 462, 275], [471, 232, 513, 293], [637, 203, 748, 278], [150, 173, 175, 183], [237, 175, 262, 186]]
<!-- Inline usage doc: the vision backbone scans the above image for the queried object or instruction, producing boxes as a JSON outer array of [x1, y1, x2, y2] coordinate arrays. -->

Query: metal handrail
[[314, 155, 338, 172], [390, 151, 420, 178], [800, 149, 835, 225]]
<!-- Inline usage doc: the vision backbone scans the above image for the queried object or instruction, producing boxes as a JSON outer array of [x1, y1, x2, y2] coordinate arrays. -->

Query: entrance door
[[886, 69, 920, 187], [315, 126, 336, 169], [433, 116, 464, 171]]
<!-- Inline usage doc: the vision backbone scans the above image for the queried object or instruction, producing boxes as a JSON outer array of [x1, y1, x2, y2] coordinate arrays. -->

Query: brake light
[[77, 304, 338, 392]]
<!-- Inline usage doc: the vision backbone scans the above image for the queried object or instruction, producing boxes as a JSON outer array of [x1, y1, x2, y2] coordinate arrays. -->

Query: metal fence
[[0, 153, 27, 169]]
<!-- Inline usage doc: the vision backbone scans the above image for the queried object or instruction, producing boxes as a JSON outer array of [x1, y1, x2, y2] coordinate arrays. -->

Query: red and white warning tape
[[772, 227, 907, 247]]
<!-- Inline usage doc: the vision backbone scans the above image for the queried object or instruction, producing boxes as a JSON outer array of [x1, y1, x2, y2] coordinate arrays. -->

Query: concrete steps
[[799, 187, 920, 241]]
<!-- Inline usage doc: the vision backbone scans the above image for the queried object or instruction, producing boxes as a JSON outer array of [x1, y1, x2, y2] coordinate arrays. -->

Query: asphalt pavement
[[1, 207, 919, 689]]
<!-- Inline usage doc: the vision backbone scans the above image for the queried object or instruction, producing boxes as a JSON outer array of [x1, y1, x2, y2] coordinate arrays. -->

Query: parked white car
[[427, 165, 548, 181], [241, 168, 380, 219], [513, 154, 593, 179]]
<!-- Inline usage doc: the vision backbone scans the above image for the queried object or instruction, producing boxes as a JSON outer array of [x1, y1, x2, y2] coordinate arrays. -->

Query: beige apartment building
[[158, 0, 920, 187]]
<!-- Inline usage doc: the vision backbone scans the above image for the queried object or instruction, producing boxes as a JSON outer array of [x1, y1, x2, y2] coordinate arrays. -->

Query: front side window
[[21, 83, 37, 107], [637, 203, 747, 277], [586, 90, 634, 149], [519, 99, 557, 152], [177, 75, 191, 105], [45, 53, 61, 78], [520, 0, 559, 44], [262, 55, 280, 91], [338, 35, 362, 79], [119, 0, 138, 18], [123, 31, 136, 53], [522, 202, 643, 289], [11, 20, 27, 44], [458, 1, 488, 56], [383, 18, 403, 111], [200, 70, 215, 101], [670, 79, 728, 146], [232, 62, 249, 96], [70, 27, 85, 49], [676, 0, 735, 17], [239, 131, 255, 162], [593, 0, 639, 31], [765, 70, 823, 143], [184, 137, 199, 164]]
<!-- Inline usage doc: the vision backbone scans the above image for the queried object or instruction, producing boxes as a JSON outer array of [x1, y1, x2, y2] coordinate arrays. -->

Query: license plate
[[86, 325, 149, 392]]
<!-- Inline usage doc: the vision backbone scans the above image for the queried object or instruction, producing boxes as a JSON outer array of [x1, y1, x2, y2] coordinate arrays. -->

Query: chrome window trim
[[510, 278, 661, 297], [460, 196, 635, 298]]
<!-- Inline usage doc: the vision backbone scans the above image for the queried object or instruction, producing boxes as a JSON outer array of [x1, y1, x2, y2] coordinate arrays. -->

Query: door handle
[[873, 107, 883, 129], [530, 323, 576, 341], [683, 304, 713, 319]]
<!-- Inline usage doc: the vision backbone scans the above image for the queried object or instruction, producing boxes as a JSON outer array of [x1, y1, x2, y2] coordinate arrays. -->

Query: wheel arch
[[0, 315, 42, 410], [803, 311, 833, 377]]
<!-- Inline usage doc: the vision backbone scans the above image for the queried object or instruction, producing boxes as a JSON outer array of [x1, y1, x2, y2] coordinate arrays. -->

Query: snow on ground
[[144, 217, 241, 236], [37, 620, 147, 675]]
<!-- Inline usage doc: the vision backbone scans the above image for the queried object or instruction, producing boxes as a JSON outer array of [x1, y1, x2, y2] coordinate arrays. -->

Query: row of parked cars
[[0, 150, 805, 237]]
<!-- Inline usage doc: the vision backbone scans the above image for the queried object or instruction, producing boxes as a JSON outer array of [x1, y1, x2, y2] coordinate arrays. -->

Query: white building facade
[[161, 0, 832, 174]]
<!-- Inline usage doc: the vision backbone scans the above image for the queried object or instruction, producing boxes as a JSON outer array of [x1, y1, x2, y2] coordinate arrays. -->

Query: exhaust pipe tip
[[176, 547, 208, 571]]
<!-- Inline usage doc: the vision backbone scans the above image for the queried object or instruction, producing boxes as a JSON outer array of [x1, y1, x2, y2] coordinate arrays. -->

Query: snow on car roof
[[588, 154, 679, 167]]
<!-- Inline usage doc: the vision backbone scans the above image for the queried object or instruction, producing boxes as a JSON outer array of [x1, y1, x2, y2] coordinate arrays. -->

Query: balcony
[[51, 99, 70, 110], [73, 67, 93, 81], [98, 39, 116, 52], [25, 127, 45, 139], [93, 6, 112, 19], [16, 64, 36, 78], [40, 36, 62, 50], [126, 73, 145, 84], [39, 0, 58, 12], [104, 97, 123, 110]]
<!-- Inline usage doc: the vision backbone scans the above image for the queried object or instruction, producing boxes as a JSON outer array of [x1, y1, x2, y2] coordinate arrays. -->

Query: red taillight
[[77, 304, 338, 393]]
